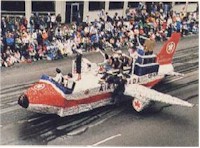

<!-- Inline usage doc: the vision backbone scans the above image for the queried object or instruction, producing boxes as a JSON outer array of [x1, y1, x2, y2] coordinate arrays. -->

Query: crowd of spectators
[[1, 2, 199, 67]]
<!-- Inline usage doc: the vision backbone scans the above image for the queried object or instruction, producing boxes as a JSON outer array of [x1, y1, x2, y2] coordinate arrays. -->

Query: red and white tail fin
[[157, 32, 181, 65]]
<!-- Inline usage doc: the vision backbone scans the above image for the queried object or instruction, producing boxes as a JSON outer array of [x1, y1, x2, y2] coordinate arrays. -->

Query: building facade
[[1, 1, 198, 24]]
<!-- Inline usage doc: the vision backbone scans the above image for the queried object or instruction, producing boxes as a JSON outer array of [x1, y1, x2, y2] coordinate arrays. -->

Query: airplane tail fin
[[157, 32, 181, 65]]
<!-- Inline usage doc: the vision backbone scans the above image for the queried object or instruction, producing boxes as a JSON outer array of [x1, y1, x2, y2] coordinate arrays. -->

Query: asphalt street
[[0, 35, 199, 146]]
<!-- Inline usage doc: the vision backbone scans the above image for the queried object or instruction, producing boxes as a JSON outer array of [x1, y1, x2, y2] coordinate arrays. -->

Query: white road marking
[[0, 105, 21, 115], [166, 70, 198, 84], [7, 101, 18, 105], [0, 90, 24, 99], [91, 134, 121, 146], [28, 116, 43, 122], [166, 77, 184, 83], [1, 81, 35, 91]]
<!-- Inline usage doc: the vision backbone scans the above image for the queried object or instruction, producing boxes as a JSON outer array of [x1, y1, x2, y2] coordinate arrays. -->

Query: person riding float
[[63, 73, 76, 93], [52, 68, 75, 94], [52, 68, 63, 84], [75, 49, 82, 81]]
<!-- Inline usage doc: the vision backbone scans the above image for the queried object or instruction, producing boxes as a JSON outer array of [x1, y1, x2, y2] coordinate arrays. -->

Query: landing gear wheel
[[132, 99, 144, 112]]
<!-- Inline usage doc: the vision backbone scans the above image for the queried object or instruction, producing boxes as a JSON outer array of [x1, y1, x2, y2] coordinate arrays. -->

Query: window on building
[[109, 2, 124, 10], [175, 2, 186, 5], [128, 2, 139, 8], [1, 1, 25, 11], [188, 2, 198, 3], [163, 2, 171, 4], [89, 2, 105, 11], [66, 1, 84, 23], [32, 1, 55, 12]]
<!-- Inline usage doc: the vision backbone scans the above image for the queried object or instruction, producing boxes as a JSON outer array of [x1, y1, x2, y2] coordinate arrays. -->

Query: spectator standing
[[29, 14, 35, 34], [51, 14, 56, 29], [99, 9, 105, 21], [1, 17, 7, 36], [125, 6, 130, 20], [45, 12, 51, 29], [84, 15, 90, 25], [106, 12, 113, 23], [22, 16, 28, 29], [34, 13, 40, 30], [56, 14, 62, 26]]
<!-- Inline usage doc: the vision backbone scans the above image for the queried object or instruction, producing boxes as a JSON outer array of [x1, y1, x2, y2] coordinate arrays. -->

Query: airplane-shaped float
[[18, 32, 194, 117]]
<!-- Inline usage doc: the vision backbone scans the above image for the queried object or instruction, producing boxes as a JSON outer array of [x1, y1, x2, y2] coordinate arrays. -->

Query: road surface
[[0, 35, 199, 146]]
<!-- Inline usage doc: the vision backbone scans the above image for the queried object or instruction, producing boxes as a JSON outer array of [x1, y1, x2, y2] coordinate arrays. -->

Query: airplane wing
[[124, 84, 193, 107], [165, 71, 184, 77]]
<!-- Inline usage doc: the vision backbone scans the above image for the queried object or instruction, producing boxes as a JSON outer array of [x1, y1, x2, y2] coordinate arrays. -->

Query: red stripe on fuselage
[[65, 92, 112, 108], [27, 81, 112, 108]]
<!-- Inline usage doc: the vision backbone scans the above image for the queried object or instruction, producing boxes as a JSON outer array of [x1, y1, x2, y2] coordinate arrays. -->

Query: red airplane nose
[[18, 94, 29, 108]]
